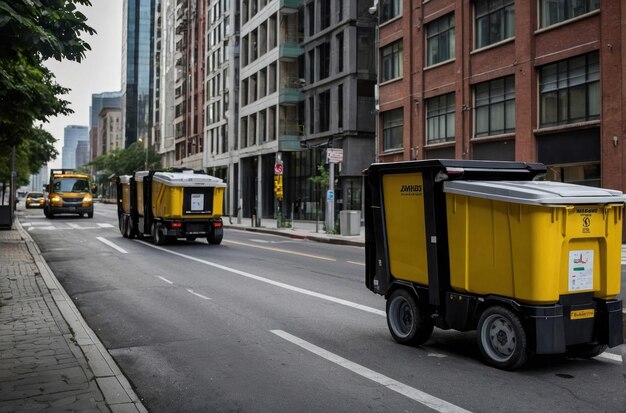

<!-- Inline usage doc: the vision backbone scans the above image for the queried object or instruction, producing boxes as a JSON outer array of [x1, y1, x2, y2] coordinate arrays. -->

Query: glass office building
[[122, 0, 155, 148]]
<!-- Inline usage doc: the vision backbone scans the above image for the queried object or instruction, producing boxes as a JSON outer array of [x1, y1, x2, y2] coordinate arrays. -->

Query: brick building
[[376, 0, 624, 191]]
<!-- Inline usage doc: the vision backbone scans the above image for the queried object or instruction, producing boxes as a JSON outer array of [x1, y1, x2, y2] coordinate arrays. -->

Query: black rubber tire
[[87, 211, 93, 218], [153, 223, 167, 245], [120, 216, 128, 238], [567, 343, 608, 359], [185, 236, 197, 242], [207, 226, 223, 245], [128, 218, 138, 239], [386, 289, 434, 346], [477, 306, 529, 370]]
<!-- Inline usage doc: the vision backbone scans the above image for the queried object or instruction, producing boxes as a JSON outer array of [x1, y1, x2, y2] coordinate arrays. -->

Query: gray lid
[[152, 171, 226, 188], [443, 180, 625, 205]]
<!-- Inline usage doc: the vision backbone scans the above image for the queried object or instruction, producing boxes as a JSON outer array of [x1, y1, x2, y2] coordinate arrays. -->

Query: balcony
[[278, 120, 303, 151], [279, 41, 303, 60], [280, 0, 302, 13]]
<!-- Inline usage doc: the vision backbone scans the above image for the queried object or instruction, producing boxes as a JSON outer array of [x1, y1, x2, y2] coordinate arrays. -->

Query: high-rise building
[[61, 125, 89, 169], [375, 1, 625, 192], [203, 0, 239, 216], [75, 141, 90, 168], [122, 0, 156, 148], [299, 0, 377, 217], [89, 91, 123, 163]]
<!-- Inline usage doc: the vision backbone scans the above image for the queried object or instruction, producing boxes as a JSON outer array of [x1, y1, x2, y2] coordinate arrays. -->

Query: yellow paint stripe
[[224, 240, 336, 262], [347, 261, 365, 266]]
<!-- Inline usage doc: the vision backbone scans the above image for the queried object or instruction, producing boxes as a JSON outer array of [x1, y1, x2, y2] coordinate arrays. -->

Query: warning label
[[568, 250, 594, 291]]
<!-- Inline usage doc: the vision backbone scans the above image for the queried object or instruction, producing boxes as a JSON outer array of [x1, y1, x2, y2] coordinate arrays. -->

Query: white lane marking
[[139, 241, 385, 317], [597, 352, 623, 363], [157, 276, 174, 285], [225, 239, 336, 261], [96, 237, 128, 254], [271, 330, 470, 413], [427, 353, 447, 358], [97, 223, 114, 228], [68, 223, 82, 229], [21, 222, 32, 227], [347, 260, 365, 266], [186, 289, 211, 300]]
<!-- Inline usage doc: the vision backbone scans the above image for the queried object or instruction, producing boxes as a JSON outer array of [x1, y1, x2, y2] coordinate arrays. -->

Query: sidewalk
[[0, 218, 146, 413], [222, 216, 365, 247]]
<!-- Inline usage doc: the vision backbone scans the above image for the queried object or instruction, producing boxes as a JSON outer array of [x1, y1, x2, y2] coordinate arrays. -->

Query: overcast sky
[[44, 0, 123, 169]]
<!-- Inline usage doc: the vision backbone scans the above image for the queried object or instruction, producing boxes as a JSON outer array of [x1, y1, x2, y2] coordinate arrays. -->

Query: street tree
[[0, 0, 95, 185]]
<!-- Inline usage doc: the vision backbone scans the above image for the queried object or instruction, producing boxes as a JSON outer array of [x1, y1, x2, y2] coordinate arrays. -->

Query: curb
[[15, 218, 148, 413], [223, 225, 365, 247]]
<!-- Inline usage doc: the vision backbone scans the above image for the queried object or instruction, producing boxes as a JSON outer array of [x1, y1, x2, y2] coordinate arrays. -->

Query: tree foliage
[[0, 0, 95, 183], [88, 142, 162, 188]]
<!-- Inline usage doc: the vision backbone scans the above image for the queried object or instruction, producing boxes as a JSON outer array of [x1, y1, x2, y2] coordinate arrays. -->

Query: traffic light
[[274, 175, 283, 199]]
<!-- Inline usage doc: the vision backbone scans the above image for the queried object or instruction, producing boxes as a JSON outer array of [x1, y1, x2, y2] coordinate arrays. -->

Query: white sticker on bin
[[568, 250, 594, 291]]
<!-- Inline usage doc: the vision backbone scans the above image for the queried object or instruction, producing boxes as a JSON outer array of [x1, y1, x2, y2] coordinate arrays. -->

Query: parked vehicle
[[25, 192, 45, 208], [364, 159, 624, 370], [44, 169, 94, 218], [115, 169, 226, 245]]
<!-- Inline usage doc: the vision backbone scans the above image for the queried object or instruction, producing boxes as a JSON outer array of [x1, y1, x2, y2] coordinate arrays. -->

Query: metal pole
[[10, 146, 16, 224], [326, 162, 334, 232]]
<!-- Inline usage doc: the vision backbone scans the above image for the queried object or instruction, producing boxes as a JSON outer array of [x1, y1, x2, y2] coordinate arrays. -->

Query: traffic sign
[[327, 190, 334, 201], [274, 161, 283, 175], [326, 148, 343, 163]]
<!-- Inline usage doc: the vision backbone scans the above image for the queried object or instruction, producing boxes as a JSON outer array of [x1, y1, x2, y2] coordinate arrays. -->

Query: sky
[[44, 0, 123, 170]]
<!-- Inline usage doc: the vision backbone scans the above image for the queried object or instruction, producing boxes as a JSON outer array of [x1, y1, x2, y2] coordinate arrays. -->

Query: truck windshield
[[52, 178, 90, 193]]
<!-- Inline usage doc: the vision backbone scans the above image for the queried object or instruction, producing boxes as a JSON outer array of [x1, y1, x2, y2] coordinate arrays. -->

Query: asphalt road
[[19, 203, 626, 412]]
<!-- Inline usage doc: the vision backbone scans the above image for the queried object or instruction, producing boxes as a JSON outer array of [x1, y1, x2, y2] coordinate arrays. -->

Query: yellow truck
[[115, 169, 226, 245], [364, 159, 624, 370], [44, 169, 94, 218]]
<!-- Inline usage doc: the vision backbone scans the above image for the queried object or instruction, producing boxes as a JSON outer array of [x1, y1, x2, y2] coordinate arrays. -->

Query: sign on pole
[[326, 148, 343, 163], [274, 161, 283, 175]]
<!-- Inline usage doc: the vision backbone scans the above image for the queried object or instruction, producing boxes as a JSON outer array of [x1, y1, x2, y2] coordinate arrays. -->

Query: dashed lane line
[[157, 276, 174, 284], [271, 330, 470, 413], [187, 289, 211, 300], [347, 261, 365, 266], [96, 237, 128, 254], [223, 239, 336, 262], [138, 241, 385, 317]]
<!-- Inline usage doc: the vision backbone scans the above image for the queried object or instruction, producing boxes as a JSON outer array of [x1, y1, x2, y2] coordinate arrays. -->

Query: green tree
[[0, 0, 95, 184], [88, 142, 162, 190]]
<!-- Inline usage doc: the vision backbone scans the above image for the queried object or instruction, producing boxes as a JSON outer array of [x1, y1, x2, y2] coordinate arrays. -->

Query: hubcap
[[389, 296, 413, 338], [481, 314, 516, 362]]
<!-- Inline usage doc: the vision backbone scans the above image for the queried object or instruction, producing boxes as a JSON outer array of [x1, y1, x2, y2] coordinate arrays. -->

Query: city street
[[19, 203, 626, 412]]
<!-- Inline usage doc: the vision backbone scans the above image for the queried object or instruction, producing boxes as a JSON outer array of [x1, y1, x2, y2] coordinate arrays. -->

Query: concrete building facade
[[98, 108, 124, 154], [376, 0, 624, 192]]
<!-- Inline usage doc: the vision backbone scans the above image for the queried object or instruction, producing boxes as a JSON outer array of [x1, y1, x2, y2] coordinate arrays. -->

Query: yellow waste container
[[444, 180, 624, 304]]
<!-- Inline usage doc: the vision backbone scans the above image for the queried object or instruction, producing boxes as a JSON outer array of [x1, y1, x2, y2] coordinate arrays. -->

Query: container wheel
[[153, 223, 167, 245], [120, 216, 128, 238], [207, 226, 223, 245], [566, 343, 608, 359], [386, 289, 433, 346], [477, 306, 529, 370]]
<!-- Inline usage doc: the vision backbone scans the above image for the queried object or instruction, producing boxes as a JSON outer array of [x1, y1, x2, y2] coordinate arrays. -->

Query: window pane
[[541, 91, 558, 125], [588, 82, 600, 117], [505, 100, 515, 130], [446, 113, 455, 138], [569, 85, 586, 121], [490, 102, 504, 132], [476, 106, 489, 135]]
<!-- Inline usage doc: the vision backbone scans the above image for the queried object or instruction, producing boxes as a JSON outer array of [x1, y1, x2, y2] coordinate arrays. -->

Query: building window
[[336, 32, 344, 73], [475, 75, 515, 137], [539, 52, 600, 127], [426, 14, 455, 66], [319, 42, 330, 79], [540, 0, 599, 28], [380, 0, 401, 23], [319, 90, 330, 132], [380, 40, 402, 82], [382, 108, 403, 151], [475, 0, 514, 49], [426, 93, 455, 144], [320, 0, 330, 30], [337, 84, 343, 129]]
